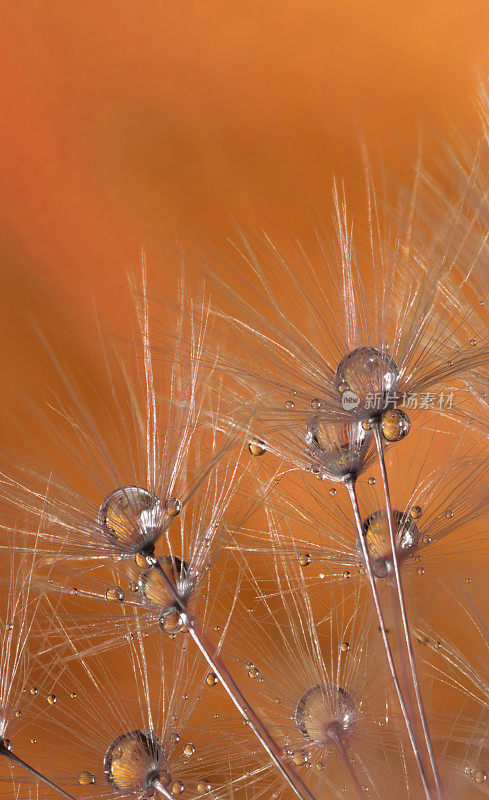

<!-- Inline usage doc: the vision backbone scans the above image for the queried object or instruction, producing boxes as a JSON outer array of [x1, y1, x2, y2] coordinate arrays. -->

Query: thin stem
[[343, 477, 432, 800], [0, 743, 77, 800], [327, 725, 366, 800], [154, 778, 176, 799], [373, 425, 443, 800], [149, 556, 317, 800]]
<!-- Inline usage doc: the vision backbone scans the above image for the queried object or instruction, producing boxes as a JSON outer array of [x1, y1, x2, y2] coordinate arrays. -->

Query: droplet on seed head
[[248, 439, 266, 457], [305, 418, 371, 482], [335, 348, 399, 416], [78, 771, 96, 785], [104, 730, 165, 793], [139, 556, 193, 610], [362, 510, 420, 578], [295, 684, 358, 744], [99, 487, 162, 555]]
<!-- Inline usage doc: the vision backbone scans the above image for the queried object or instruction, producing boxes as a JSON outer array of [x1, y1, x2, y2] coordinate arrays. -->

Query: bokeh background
[[2, 0, 489, 451]]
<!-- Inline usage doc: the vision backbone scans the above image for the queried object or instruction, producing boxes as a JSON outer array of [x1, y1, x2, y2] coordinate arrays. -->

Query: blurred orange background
[[2, 0, 489, 447]]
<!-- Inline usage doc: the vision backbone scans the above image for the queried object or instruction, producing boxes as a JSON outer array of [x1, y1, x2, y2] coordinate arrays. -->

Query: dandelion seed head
[[295, 684, 358, 745], [305, 418, 371, 482], [104, 729, 167, 793], [362, 510, 420, 578]]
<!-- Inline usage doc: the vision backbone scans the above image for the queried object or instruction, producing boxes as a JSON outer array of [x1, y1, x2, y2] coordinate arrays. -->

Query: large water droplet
[[99, 486, 161, 554], [335, 348, 399, 415], [248, 439, 266, 457], [295, 684, 358, 742], [78, 771, 96, 785], [380, 409, 410, 442], [46, 694, 57, 706], [139, 556, 192, 611], [104, 730, 163, 792], [305, 418, 371, 482], [205, 673, 218, 686], [105, 587, 125, 603]]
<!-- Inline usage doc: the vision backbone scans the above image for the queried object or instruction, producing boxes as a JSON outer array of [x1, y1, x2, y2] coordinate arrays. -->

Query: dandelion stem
[[327, 725, 366, 800], [154, 779, 176, 799], [343, 477, 433, 800], [373, 424, 442, 800], [149, 556, 318, 800], [0, 743, 77, 800]]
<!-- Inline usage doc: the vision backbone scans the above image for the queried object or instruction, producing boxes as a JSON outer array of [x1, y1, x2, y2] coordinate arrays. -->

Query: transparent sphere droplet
[[335, 348, 399, 414], [380, 409, 410, 443], [99, 486, 161, 554], [247, 666, 259, 679], [362, 510, 420, 578], [171, 780, 185, 795], [285, 400, 295, 410], [298, 553, 311, 567], [14, 710, 21, 718], [139, 557, 191, 611], [30, 687, 38, 696], [206, 673, 218, 686], [417, 567, 425, 576], [473, 769, 487, 784], [445, 509, 454, 519], [248, 439, 266, 457], [78, 771, 96, 786], [410, 506, 422, 520], [305, 417, 371, 482], [183, 743, 195, 756], [340, 642, 350, 653], [362, 420, 372, 432], [46, 694, 57, 706], [2, 739, 13, 752], [469, 338, 477, 347], [292, 750, 307, 766], [295, 684, 358, 742], [70, 691, 77, 699], [159, 606, 188, 635], [164, 498, 182, 517], [329, 488, 337, 497], [105, 587, 125, 603], [104, 730, 163, 792], [367, 476, 375, 485], [311, 398, 321, 409], [196, 780, 211, 793]]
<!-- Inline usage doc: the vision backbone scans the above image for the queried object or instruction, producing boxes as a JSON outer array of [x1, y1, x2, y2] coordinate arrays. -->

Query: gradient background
[[2, 1, 489, 452]]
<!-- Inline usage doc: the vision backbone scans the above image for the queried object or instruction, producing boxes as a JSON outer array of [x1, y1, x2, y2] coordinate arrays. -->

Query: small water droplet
[[2, 739, 12, 751], [292, 750, 307, 766], [171, 780, 185, 795], [469, 339, 477, 347], [343, 570, 351, 580], [311, 398, 321, 409], [105, 587, 125, 602], [196, 781, 211, 793], [70, 692, 77, 699], [445, 509, 454, 519], [367, 476, 375, 485], [380, 409, 410, 443], [46, 694, 57, 705], [298, 553, 311, 567], [170, 732, 180, 744], [247, 666, 259, 679], [78, 771, 96, 786], [248, 439, 266, 457], [410, 506, 422, 520], [416, 567, 425, 576], [329, 487, 337, 496], [206, 673, 218, 686], [341, 642, 350, 653], [473, 769, 487, 784], [362, 420, 372, 431], [285, 400, 295, 410], [184, 743, 195, 756], [165, 498, 182, 517], [465, 576, 472, 584], [14, 710, 21, 718], [30, 687, 38, 696], [70, 588, 78, 595]]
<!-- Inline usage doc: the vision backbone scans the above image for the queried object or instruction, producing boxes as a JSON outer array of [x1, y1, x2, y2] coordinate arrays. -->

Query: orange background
[[1, 0, 489, 444]]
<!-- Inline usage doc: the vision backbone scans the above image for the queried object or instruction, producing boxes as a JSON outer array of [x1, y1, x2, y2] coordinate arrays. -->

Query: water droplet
[[30, 738, 36, 744], [99, 486, 161, 554], [248, 439, 266, 457], [340, 642, 350, 653], [362, 420, 372, 431], [139, 557, 191, 610], [362, 510, 420, 579], [183, 743, 195, 756], [159, 606, 187, 635], [410, 506, 422, 520], [247, 666, 259, 679], [2, 739, 12, 751], [335, 348, 399, 413], [171, 780, 185, 795], [14, 710, 21, 718], [169, 732, 180, 744], [285, 400, 295, 410], [465, 576, 472, 584], [6, 623, 13, 631], [473, 769, 487, 783], [164, 498, 182, 517], [329, 487, 337, 496], [298, 553, 311, 567], [315, 762, 324, 772], [292, 750, 307, 766], [380, 409, 410, 443], [196, 781, 211, 793], [78, 771, 96, 786], [295, 684, 358, 742], [311, 398, 321, 409], [30, 687, 38, 696], [104, 730, 163, 792], [445, 509, 454, 519], [70, 692, 77, 699], [306, 418, 370, 482], [342, 571, 351, 580], [46, 694, 57, 705], [70, 588, 78, 595], [367, 476, 375, 485], [469, 339, 477, 347], [416, 567, 425, 576], [206, 673, 218, 686], [105, 587, 125, 603]]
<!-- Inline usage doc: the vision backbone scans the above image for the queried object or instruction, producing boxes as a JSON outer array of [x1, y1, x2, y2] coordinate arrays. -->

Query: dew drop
[[285, 400, 295, 410], [30, 687, 38, 696], [183, 743, 195, 756], [169, 732, 180, 744], [367, 476, 375, 485], [70, 692, 77, 699], [196, 781, 211, 793], [335, 348, 399, 413], [329, 487, 337, 496], [104, 730, 163, 792], [473, 769, 487, 783], [14, 710, 21, 718], [469, 339, 477, 347], [292, 750, 307, 766], [311, 398, 321, 409], [105, 587, 125, 603], [248, 439, 266, 457], [164, 498, 182, 517], [70, 588, 78, 596], [99, 486, 161, 554], [410, 506, 422, 520], [340, 642, 350, 653], [171, 780, 185, 795], [445, 509, 454, 519], [380, 409, 410, 443], [337, 381, 350, 394], [159, 607, 188, 635], [46, 694, 57, 705], [315, 761, 324, 772], [30, 738, 36, 744], [2, 739, 12, 751], [362, 420, 372, 431], [465, 576, 472, 584], [416, 567, 425, 576], [298, 553, 311, 567], [342, 571, 351, 580], [78, 771, 96, 786], [206, 673, 218, 686], [247, 666, 259, 679]]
